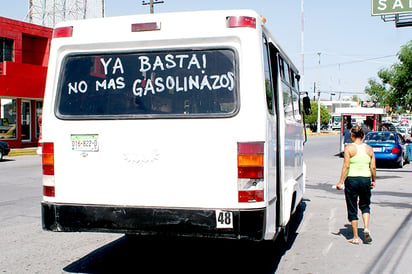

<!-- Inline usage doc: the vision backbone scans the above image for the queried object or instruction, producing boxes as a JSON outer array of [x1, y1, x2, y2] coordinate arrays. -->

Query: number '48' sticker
[[215, 210, 233, 229]]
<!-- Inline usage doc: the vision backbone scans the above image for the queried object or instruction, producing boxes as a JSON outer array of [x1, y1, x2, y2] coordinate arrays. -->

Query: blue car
[[364, 131, 410, 168]]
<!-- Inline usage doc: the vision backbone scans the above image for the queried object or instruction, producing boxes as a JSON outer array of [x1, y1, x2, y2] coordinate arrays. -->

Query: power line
[[315, 90, 367, 95], [318, 55, 396, 68], [305, 54, 396, 70]]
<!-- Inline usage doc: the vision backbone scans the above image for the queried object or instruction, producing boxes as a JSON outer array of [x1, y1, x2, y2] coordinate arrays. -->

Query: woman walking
[[336, 125, 376, 244]]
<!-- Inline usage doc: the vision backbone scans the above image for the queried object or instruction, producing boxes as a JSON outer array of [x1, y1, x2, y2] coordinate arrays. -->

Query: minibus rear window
[[55, 49, 238, 119]]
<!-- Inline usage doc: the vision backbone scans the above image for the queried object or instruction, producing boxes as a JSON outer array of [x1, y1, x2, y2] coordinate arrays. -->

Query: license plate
[[373, 147, 382, 152], [71, 134, 99, 152]]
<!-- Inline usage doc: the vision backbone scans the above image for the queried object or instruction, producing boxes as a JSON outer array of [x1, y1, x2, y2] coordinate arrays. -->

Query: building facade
[[0, 17, 52, 148]]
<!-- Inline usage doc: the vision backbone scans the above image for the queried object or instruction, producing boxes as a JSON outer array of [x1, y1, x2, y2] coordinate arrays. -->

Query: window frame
[[0, 98, 17, 140], [0, 38, 13, 62], [262, 36, 274, 115], [278, 55, 301, 121]]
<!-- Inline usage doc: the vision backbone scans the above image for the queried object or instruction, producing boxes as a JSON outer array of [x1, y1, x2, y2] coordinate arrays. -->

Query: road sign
[[372, 0, 412, 15]]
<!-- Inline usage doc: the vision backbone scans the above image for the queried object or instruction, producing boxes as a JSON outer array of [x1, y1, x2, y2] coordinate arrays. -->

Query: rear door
[[52, 48, 242, 209]]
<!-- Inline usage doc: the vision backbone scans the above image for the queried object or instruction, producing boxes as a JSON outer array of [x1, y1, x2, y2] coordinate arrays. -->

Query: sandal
[[348, 238, 360, 245], [364, 230, 372, 243]]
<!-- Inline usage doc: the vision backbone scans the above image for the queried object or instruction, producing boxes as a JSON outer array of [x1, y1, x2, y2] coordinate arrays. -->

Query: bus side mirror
[[302, 95, 311, 116]]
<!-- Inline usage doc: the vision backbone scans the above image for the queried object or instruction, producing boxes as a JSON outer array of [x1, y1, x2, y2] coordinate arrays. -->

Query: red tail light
[[227, 16, 256, 29], [131, 22, 161, 32], [237, 142, 264, 203], [43, 186, 55, 197], [391, 147, 401, 154], [53, 26, 73, 38], [238, 190, 264, 203]]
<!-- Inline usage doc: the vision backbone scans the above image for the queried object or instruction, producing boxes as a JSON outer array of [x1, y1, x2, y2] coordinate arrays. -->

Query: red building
[[0, 17, 52, 148]]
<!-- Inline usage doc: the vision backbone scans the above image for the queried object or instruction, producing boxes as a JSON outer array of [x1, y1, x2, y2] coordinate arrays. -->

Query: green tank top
[[347, 143, 371, 177]]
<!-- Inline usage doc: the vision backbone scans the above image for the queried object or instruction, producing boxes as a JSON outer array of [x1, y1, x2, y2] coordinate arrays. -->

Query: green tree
[[365, 40, 412, 112], [305, 101, 330, 129]]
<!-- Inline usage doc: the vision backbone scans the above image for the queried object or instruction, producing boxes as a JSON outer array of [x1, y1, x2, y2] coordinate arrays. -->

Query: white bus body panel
[[41, 10, 305, 241]]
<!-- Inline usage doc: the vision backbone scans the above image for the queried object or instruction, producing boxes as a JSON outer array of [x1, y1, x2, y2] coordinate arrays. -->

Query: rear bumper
[[374, 153, 401, 162], [41, 202, 265, 241]]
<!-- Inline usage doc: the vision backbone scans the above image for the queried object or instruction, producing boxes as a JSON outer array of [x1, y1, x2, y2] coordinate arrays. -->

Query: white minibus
[[41, 10, 311, 241]]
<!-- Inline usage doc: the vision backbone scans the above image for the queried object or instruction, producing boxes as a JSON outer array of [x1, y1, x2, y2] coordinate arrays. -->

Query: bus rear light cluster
[[237, 142, 264, 203], [42, 142, 55, 197]]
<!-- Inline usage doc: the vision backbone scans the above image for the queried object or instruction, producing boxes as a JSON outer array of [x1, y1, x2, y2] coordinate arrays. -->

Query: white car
[[397, 126, 409, 140]]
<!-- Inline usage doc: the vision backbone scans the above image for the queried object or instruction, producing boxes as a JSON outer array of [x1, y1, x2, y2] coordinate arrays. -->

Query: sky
[[1, 0, 411, 100]]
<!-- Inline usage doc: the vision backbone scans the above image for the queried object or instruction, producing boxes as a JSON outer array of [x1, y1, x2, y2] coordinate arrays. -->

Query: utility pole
[[301, 0, 305, 92], [142, 0, 164, 14], [317, 52, 321, 134]]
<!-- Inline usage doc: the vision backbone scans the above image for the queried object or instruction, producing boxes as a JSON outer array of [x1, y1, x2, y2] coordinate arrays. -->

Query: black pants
[[344, 176, 372, 222]]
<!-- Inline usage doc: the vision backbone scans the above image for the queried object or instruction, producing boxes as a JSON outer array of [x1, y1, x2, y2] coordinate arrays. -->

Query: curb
[[306, 131, 340, 136], [8, 148, 38, 157]]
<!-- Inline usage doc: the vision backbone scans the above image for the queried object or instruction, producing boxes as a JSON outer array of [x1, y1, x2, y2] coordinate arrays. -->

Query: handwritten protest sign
[[58, 49, 237, 117]]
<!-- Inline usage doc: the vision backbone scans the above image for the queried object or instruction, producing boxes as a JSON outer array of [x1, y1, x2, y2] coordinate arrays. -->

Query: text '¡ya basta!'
[[66, 53, 235, 97]]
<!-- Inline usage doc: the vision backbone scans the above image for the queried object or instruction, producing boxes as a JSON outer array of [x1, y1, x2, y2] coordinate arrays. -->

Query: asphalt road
[[0, 135, 411, 273]]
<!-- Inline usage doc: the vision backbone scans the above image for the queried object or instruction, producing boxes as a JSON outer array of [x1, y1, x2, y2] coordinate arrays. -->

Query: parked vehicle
[[380, 122, 396, 131], [396, 126, 409, 140], [331, 114, 342, 130], [0, 141, 10, 161], [364, 131, 410, 168]]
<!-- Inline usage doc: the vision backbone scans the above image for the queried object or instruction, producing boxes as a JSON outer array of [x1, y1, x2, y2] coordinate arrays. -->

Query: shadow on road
[[364, 211, 412, 274], [334, 225, 374, 245], [332, 224, 352, 240], [0, 158, 15, 162], [64, 202, 307, 274]]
